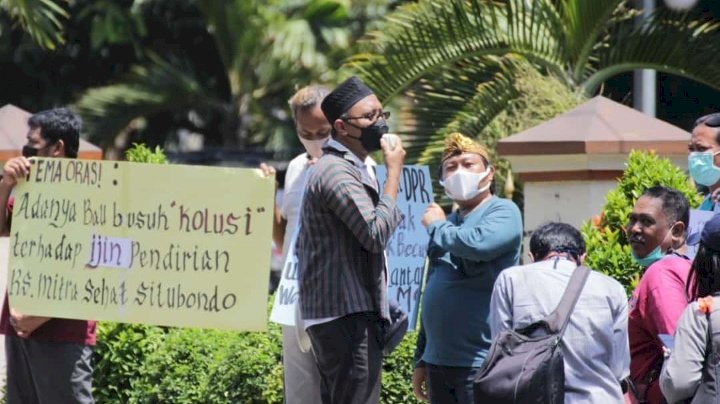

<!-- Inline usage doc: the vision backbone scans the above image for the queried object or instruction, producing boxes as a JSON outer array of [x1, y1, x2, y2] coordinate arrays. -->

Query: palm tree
[[348, 0, 720, 164], [2, 0, 68, 50], [72, 0, 399, 151]]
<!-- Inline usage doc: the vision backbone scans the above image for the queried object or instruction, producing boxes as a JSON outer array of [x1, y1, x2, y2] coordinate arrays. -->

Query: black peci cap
[[321, 76, 374, 124]]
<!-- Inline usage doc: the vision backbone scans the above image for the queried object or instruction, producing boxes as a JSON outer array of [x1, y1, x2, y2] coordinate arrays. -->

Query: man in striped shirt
[[297, 76, 405, 404]]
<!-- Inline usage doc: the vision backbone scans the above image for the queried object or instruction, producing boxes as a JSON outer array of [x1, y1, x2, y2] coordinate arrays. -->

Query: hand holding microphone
[[381, 133, 405, 175], [382, 133, 399, 151]]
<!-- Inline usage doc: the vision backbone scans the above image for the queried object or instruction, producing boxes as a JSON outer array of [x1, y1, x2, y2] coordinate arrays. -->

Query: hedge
[[93, 317, 421, 403]]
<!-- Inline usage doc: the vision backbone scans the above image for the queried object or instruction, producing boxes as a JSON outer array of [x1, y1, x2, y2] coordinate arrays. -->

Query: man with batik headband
[[296, 76, 405, 404], [411, 133, 522, 404]]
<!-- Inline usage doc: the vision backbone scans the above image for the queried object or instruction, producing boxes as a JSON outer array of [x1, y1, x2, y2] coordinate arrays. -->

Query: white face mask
[[299, 136, 328, 159], [440, 167, 491, 201]]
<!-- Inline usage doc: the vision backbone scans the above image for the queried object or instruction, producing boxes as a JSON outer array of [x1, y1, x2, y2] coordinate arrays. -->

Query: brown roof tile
[[497, 96, 690, 155]]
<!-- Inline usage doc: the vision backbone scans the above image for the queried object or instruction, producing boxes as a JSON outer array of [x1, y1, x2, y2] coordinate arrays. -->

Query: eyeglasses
[[342, 111, 391, 122]]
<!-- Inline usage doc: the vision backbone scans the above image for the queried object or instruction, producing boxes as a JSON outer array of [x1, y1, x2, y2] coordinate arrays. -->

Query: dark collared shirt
[[297, 140, 403, 321]]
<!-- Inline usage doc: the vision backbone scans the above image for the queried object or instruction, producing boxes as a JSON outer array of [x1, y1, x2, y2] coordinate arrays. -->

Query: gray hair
[[288, 85, 331, 120]]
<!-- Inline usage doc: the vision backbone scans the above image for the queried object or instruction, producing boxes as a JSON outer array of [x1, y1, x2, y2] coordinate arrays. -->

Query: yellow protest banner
[[7, 158, 274, 331]]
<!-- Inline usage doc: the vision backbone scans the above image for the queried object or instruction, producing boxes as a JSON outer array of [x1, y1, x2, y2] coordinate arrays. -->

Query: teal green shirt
[[415, 196, 522, 367], [700, 195, 714, 211]]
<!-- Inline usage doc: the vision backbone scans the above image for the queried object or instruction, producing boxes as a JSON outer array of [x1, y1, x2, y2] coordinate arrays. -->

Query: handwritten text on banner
[[375, 165, 432, 331], [8, 158, 274, 331]]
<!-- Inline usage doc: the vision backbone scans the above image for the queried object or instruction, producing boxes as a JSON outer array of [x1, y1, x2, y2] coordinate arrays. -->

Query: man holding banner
[[0, 108, 95, 404], [297, 76, 405, 404]]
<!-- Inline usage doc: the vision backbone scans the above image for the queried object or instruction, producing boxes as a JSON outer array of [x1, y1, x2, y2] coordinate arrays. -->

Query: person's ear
[[51, 139, 65, 157], [671, 222, 685, 237], [333, 119, 346, 136], [669, 222, 685, 242], [579, 253, 587, 265], [670, 221, 687, 248], [528, 252, 535, 262], [486, 165, 495, 182]]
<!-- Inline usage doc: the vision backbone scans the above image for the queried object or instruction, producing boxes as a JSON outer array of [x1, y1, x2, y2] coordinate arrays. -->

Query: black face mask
[[347, 119, 389, 152], [22, 145, 39, 158]]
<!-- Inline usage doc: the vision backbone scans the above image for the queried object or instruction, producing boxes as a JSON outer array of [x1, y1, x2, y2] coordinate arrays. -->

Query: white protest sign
[[687, 209, 715, 259], [375, 165, 433, 330], [269, 167, 311, 326], [269, 236, 300, 326]]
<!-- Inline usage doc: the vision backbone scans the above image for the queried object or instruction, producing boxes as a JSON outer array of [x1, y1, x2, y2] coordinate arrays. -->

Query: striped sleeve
[[322, 161, 403, 253]]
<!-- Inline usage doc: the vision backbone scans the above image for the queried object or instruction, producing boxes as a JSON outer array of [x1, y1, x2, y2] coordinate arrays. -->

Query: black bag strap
[[544, 265, 591, 336]]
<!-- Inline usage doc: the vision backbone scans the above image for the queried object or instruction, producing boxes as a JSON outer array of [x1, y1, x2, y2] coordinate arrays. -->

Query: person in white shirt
[[264, 85, 331, 404], [489, 222, 630, 403]]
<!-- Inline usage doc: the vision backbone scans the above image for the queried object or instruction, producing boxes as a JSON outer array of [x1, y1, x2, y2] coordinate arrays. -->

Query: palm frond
[[558, 0, 624, 81], [73, 55, 223, 147], [585, 9, 720, 93], [388, 57, 498, 160], [196, 0, 264, 97], [198, 0, 350, 97], [270, 19, 326, 69], [349, 0, 565, 102], [3, 0, 67, 49], [415, 58, 522, 166]]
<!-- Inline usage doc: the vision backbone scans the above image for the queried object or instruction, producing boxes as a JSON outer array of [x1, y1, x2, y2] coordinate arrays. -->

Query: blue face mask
[[688, 151, 720, 186], [630, 225, 675, 268]]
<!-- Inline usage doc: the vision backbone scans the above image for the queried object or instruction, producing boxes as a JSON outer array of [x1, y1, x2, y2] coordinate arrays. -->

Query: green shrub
[[92, 323, 166, 403], [581, 150, 702, 294], [196, 325, 283, 404], [92, 317, 423, 402], [382, 331, 422, 404], [93, 321, 283, 403], [130, 325, 283, 403], [125, 143, 167, 164]]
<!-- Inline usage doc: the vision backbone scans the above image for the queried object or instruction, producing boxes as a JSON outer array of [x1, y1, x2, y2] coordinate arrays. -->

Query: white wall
[[520, 180, 617, 262], [523, 180, 617, 230], [507, 153, 687, 173]]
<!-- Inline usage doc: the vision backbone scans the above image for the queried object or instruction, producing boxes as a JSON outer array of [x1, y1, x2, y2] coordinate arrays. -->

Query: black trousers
[[307, 312, 383, 404], [426, 363, 481, 404], [5, 335, 95, 404]]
